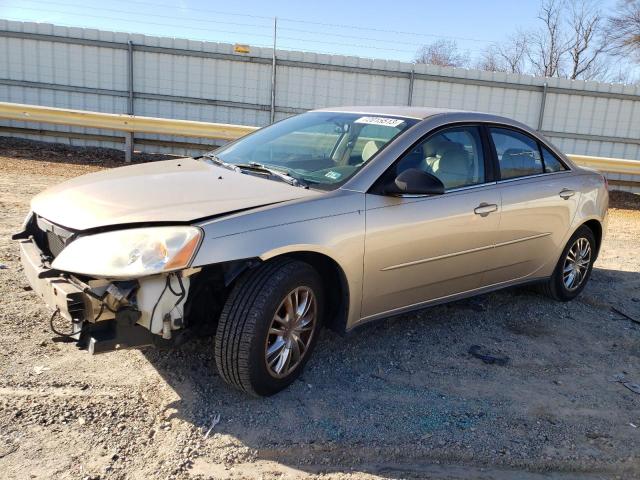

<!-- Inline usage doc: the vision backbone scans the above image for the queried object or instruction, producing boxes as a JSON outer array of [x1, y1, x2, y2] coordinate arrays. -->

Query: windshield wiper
[[237, 162, 309, 188], [200, 155, 309, 188], [200, 153, 241, 172]]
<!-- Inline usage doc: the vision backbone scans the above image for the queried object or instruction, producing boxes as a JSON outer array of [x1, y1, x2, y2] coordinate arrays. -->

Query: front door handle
[[559, 189, 575, 199], [474, 203, 498, 216]]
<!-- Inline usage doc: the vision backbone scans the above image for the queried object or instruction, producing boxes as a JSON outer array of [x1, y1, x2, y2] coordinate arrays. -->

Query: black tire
[[540, 225, 596, 301], [214, 258, 324, 396]]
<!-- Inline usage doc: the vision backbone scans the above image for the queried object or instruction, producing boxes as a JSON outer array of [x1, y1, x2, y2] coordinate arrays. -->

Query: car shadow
[[140, 266, 640, 478]]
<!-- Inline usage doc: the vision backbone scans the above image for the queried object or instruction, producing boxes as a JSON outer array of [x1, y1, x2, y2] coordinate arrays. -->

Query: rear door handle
[[474, 203, 498, 216], [559, 189, 575, 199]]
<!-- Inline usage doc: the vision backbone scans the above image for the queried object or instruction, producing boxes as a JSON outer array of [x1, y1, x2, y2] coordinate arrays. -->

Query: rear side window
[[490, 128, 543, 180], [541, 146, 567, 173]]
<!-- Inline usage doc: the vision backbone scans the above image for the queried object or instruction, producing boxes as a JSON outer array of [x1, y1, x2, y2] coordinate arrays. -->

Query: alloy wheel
[[265, 286, 317, 378], [562, 237, 592, 291]]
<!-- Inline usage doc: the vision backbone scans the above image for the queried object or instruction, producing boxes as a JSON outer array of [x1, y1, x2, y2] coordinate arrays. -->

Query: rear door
[[483, 127, 581, 285]]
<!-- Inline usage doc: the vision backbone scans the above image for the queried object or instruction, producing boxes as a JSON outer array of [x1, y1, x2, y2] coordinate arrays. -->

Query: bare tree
[[608, 0, 640, 61], [566, 0, 607, 79], [476, 46, 505, 72], [497, 32, 530, 74], [522, 0, 613, 80], [477, 33, 529, 74], [528, 0, 567, 77], [414, 39, 469, 68], [608, 66, 639, 84], [417, 0, 633, 82]]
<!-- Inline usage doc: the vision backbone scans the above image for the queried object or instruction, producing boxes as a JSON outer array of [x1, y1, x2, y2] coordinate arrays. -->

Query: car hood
[[31, 158, 320, 231]]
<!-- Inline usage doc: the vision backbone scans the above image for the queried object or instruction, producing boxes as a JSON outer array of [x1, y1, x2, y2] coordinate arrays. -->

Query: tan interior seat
[[430, 143, 471, 189], [361, 140, 382, 162], [422, 136, 450, 169]]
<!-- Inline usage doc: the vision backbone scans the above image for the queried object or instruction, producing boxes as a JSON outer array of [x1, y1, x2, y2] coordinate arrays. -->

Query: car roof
[[311, 105, 470, 120]]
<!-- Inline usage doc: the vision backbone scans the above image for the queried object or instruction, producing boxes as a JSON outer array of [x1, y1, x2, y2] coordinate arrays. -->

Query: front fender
[[192, 190, 366, 326]]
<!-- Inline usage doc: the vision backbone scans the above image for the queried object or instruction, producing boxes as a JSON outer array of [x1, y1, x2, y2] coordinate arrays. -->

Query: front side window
[[490, 128, 543, 180], [393, 125, 485, 190], [210, 112, 417, 190]]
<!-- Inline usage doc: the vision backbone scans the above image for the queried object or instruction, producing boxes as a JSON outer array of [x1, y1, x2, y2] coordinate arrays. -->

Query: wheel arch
[[582, 219, 603, 259], [263, 250, 351, 333], [187, 248, 352, 334], [545, 216, 604, 280]]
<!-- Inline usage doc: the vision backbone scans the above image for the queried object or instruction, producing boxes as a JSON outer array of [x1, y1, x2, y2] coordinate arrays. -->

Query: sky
[[0, 0, 623, 64]]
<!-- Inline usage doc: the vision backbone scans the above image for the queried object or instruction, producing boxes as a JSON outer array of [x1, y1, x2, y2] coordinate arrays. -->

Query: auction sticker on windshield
[[354, 116, 405, 127]]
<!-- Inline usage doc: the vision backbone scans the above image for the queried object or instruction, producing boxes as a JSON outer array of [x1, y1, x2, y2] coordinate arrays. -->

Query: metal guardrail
[[566, 154, 640, 175], [0, 101, 639, 179], [0, 101, 258, 141]]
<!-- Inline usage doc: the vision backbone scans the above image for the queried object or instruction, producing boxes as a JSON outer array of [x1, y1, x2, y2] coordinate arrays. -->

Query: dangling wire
[[149, 274, 187, 327], [168, 274, 186, 312], [49, 307, 83, 338]]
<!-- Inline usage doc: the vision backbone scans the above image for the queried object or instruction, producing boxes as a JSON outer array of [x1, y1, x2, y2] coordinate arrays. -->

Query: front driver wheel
[[214, 258, 323, 396], [541, 225, 596, 301]]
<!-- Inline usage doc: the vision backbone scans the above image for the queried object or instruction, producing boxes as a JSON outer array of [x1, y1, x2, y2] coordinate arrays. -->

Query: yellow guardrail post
[[126, 40, 135, 162]]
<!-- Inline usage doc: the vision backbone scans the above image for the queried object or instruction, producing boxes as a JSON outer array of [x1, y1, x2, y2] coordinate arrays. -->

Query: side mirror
[[383, 168, 445, 196]]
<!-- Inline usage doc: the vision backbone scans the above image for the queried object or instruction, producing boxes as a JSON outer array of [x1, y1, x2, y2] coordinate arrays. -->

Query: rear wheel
[[214, 258, 323, 396], [540, 225, 596, 301]]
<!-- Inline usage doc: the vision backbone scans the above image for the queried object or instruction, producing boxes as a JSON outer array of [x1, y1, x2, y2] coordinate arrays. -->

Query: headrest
[[422, 136, 450, 157], [437, 145, 469, 175], [502, 148, 532, 166]]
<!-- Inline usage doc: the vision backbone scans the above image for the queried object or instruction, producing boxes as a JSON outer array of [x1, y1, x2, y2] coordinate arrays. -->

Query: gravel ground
[[1, 138, 639, 480]]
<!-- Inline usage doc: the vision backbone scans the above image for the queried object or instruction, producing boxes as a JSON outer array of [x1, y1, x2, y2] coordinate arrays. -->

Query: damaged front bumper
[[17, 236, 194, 354]]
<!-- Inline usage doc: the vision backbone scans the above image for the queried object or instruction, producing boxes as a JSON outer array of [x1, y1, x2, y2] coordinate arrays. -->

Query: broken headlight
[[51, 226, 202, 278]]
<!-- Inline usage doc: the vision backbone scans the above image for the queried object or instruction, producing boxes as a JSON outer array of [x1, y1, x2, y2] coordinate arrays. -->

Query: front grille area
[[27, 214, 75, 259], [46, 230, 67, 257], [66, 291, 86, 322]]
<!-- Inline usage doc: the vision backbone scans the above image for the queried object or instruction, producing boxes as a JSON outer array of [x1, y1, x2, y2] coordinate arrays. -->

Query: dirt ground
[[1, 138, 639, 480]]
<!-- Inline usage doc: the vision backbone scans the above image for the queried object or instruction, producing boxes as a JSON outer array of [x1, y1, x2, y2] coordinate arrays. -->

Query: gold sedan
[[15, 106, 608, 395]]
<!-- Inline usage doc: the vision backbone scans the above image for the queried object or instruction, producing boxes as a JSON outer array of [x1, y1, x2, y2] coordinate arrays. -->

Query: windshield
[[207, 112, 417, 190]]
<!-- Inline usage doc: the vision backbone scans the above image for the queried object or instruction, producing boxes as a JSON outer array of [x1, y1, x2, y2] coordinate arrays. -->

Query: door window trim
[[392, 180, 498, 199], [483, 123, 571, 182], [493, 169, 571, 185]]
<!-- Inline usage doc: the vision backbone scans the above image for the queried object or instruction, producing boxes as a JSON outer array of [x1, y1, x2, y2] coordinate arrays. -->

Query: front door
[[361, 125, 500, 319]]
